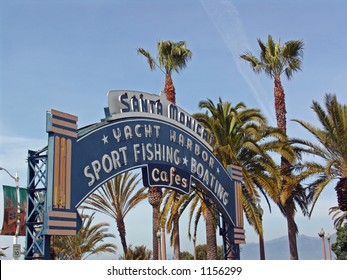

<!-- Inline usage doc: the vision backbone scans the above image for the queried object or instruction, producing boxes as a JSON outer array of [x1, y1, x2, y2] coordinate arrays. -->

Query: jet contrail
[[200, 0, 274, 121]]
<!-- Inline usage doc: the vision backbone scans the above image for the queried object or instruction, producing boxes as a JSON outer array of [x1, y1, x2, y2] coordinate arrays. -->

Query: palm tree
[[240, 35, 304, 134], [137, 40, 192, 103], [137, 40, 192, 259], [195, 98, 293, 259], [241, 35, 305, 260], [52, 212, 117, 260], [119, 245, 152, 260], [82, 172, 147, 255], [292, 94, 347, 212]]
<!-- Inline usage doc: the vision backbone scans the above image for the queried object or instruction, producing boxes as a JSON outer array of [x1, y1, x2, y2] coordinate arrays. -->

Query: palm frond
[[53, 213, 117, 260], [137, 48, 157, 70], [329, 206, 347, 229]]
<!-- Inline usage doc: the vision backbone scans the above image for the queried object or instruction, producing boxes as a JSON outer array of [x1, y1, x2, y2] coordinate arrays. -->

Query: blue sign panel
[[71, 116, 236, 225], [142, 164, 191, 194]]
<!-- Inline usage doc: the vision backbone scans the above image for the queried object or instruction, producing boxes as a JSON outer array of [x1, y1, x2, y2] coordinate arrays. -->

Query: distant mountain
[[240, 234, 336, 260]]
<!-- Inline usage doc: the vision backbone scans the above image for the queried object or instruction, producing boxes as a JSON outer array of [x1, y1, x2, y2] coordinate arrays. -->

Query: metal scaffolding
[[25, 149, 50, 260]]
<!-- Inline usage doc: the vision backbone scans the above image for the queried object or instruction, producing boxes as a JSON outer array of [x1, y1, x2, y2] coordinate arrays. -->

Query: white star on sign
[[183, 156, 188, 166], [216, 167, 220, 174], [102, 134, 109, 144]]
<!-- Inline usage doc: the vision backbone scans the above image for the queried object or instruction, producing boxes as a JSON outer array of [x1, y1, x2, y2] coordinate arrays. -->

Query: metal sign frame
[[25, 90, 245, 260]]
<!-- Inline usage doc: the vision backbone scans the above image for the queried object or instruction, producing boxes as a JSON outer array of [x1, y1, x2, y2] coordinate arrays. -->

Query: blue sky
[[1, 0, 346, 259]]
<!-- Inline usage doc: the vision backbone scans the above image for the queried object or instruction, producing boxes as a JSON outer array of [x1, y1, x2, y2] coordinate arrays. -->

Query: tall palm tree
[[241, 35, 305, 260], [195, 98, 293, 259], [137, 40, 192, 259], [292, 94, 347, 212], [52, 212, 117, 260], [82, 172, 147, 255], [137, 40, 192, 103], [240, 35, 304, 134]]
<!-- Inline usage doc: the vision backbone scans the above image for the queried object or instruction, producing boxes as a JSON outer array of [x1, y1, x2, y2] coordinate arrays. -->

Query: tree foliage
[[179, 251, 194, 260], [53, 213, 117, 260], [195, 244, 223, 260], [119, 245, 152, 260], [195, 98, 292, 236], [137, 40, 192, 103], [292, 94, 347, 212], [82, 172, 146, 255], [240, 35, 303, 80], [331, 222, 347, 260], [329, 206, 347, 229]]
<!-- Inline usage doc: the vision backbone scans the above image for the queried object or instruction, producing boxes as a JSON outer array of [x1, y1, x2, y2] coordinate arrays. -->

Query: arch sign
[[40, 90, 244, 257]]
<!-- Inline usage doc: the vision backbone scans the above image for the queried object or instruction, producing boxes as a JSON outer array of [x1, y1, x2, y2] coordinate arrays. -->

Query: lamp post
[[326, 233, 332, 260], [318, 228, 326, 260], [258, 205, 265, 260], [0, 167, 20, 260]]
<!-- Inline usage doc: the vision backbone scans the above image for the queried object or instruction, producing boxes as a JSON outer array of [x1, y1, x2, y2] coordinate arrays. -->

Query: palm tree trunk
[[285, 203, 299, 260], [273, 75, 286, 134], [116, 219, 128, 255], [259, 232, 265, 260], [275, 75, 299, 260], [205, 200, 217, 260], [148, 187, 162, 260], [164, 74, 176, 104], [152, 203, 160, 260], [173, 214, 180, 260]]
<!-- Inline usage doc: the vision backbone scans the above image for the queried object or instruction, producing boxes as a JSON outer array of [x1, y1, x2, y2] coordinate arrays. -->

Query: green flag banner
[[18, 187, 27, 236], [1, 185, 27, 236]]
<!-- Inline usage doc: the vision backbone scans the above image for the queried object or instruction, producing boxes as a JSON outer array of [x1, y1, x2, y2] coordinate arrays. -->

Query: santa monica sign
[[33, 90, 244, 256], [107, 90, 210, 144]]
